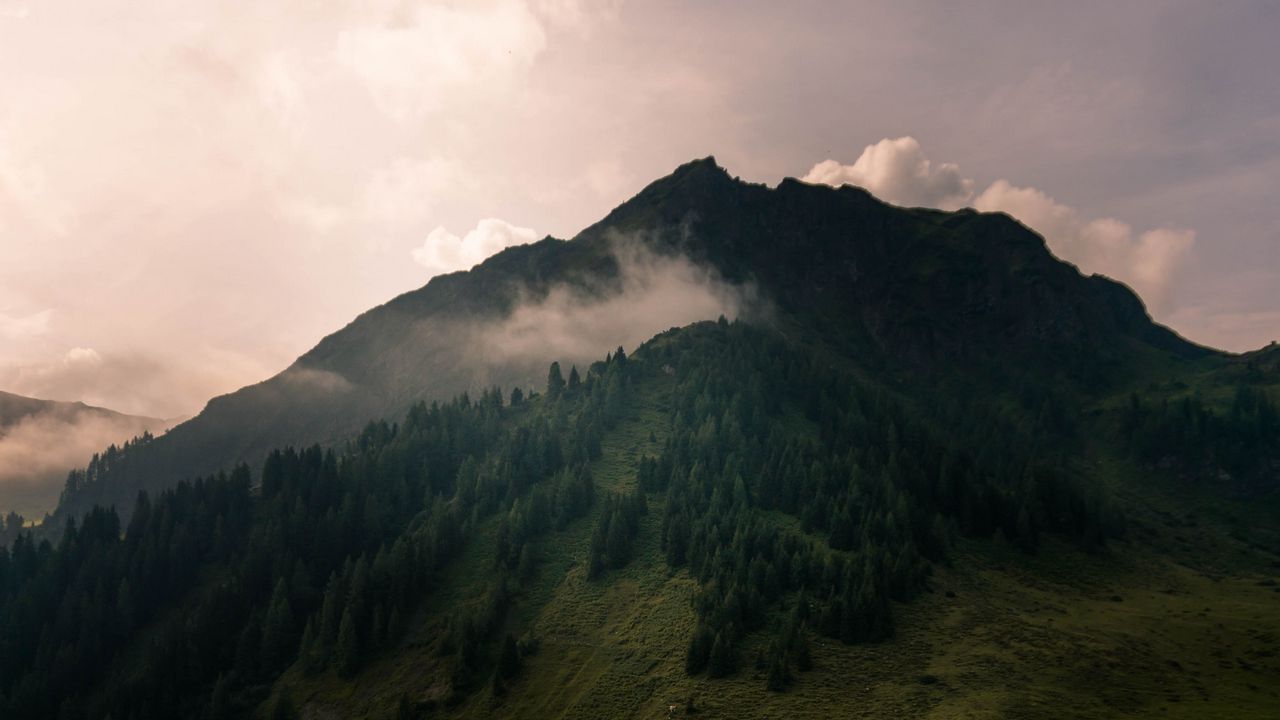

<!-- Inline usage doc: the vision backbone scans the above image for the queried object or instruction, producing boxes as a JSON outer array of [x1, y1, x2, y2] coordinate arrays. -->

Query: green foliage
[[0, 322, 1141, 717], [1123, 384, 1280, 493], [547, 361, 566, 400], [588, 489, 646, 578]]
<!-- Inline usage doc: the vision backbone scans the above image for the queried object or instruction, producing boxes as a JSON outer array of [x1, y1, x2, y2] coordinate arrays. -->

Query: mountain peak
[[672, 154, 724, 174], [640, 155, 737, 195], [49, 155, 1217, 527]]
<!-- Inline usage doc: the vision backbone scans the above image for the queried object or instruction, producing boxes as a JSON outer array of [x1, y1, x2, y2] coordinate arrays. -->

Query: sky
[[0, 0, 1277, 419]]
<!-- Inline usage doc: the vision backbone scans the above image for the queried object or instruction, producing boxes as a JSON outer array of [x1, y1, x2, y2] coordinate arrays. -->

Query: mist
[[0, 405, 167, 519], [469, 240, 761, 376]]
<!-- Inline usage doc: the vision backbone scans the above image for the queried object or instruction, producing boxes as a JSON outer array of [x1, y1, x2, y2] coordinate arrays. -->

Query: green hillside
[[2, 319, 1276, 719]]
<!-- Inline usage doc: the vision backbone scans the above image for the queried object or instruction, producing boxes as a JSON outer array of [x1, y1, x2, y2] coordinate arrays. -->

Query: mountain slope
[[51, 158, 1218, 525], [2, 321, 1275, 720], [0, 391, 165, 522]]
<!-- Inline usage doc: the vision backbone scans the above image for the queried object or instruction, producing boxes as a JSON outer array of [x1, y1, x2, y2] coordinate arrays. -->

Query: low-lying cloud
[[0, 346, 271, 420], [279, 366, 354, 395], [471, 239, 758, 369], [0, 405, 168, 519], [804, 137, 1195, 316]]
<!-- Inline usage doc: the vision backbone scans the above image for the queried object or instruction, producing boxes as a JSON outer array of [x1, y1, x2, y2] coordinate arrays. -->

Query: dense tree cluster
[[0, 319, 1130, 713], [0, 468, 252, 719], [633, 321, 1122, 687], [0, 513, 25, 550], [59, 432, 156, 510], [586, 489, 647, 579], [0, 368, 622, 718], [1123, 384, 1280, 493]]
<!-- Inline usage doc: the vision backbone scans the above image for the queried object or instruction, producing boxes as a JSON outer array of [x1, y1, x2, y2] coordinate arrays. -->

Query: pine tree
[[766, 653, 788, 691], [261, 578, 296, 673], [606, 512, 631, 568], [297, 618, 319, 675], [546, 362, 566, 400], [568, 365, 581, 391], [234, 615, 262, 681], [587, 527, 606, 579], [685, 625, 713, 675], [336, 605, 360, 678], [708, 630, 732, 678], [795, 631, 813, 671]]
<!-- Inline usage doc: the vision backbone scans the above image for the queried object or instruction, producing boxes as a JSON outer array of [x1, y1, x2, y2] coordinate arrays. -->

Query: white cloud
[[806, 136, 1195, 316], [472, 240, 756, 366], [803, 137, 974, 210], [974, 180, 1194, 314], [412, 218, 539, 276]]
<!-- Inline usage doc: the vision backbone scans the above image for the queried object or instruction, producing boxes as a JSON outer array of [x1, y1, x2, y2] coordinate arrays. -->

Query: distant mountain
[[0, 391, 165, 521], [51, 157, 1219, 524]]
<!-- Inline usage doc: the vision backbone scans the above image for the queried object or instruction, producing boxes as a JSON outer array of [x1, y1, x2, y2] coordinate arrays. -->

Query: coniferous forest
[[0, 320, 1170, 719]]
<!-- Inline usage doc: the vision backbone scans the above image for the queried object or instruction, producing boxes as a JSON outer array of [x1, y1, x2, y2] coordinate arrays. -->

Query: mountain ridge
[[0, 390, 163, 430], [49, 157, 1221, 525]]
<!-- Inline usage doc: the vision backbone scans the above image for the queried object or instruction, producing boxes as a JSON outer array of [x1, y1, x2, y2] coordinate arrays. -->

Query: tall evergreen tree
[[336, 605, 360, 678], [547, 362, 566, 399]]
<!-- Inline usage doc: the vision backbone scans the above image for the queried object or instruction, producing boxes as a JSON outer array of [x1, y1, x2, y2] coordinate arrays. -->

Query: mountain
[[52, 157, 1214, 524], [4, 159, 1277, 719], [0, 391, 166, 524]]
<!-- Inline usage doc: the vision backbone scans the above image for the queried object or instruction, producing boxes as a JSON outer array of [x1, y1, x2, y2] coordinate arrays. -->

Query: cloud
[[0, 405, 167, 518], [335, 0, 548, 123], [0, 309, 51, 339], [279, 366, 353, 394], [472, 239, 758, 367], [0, 347, 270, 419], [412, 218, 540, 276], [0, 0, 622, 421], [361, 157, 458, 241], [530, 0, 623, 34], [974, 180, 1194, 314], [806, 136, 1195, 316], [803, 137, 974, 210]]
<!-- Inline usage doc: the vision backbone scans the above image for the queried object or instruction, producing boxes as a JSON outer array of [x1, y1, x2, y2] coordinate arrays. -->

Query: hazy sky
[[1, 0, 1277, 419]]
